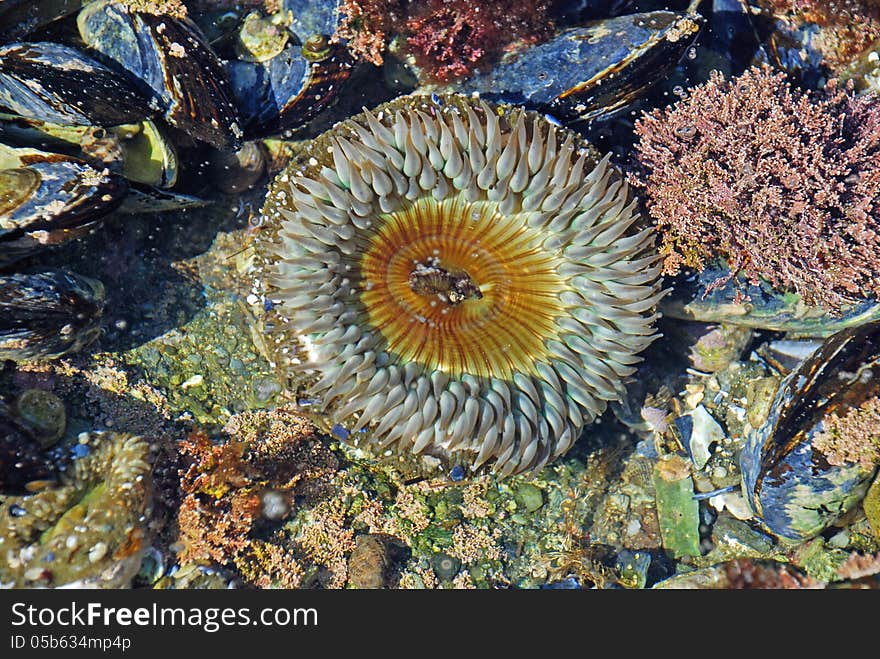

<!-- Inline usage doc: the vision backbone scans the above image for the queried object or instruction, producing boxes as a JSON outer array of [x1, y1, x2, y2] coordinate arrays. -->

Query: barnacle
[[256, 94, 663, 475]]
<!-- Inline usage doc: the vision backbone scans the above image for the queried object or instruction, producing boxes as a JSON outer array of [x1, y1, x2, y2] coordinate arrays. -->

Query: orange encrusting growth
[[359, 195, 563, 379]]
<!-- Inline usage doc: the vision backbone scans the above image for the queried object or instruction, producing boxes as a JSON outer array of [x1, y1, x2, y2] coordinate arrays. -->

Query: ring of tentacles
[[256, 94, 662, 475]]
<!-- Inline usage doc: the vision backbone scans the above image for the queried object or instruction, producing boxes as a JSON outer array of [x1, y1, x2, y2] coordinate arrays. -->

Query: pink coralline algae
[[335, 0, 553, 81], [632, 65, 880, 312], [335, 0, 405, 66], [404, 0, 554, 82]]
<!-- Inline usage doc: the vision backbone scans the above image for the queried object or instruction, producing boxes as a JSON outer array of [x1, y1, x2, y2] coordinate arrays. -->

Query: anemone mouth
[[359, 195, 565, 380], [258, 93, 663, 475]]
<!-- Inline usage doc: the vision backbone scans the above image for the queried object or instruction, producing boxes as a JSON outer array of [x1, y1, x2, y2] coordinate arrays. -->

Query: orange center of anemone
[[358, 195, 565, 379]]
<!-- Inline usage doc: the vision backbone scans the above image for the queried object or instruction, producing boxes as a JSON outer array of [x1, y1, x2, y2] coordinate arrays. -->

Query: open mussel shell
[[227, 37, 354, 139], [1, 115, 180, 191], [1, 144, 128, 266], [661, 265, 880, 337], [113, 120, 177, 189], [459, 10, 704, 123], [0, 269, 105, 361], [0, 112, 95, 153], [0, 42, 154, 127], [740, 321, 880, 541], [78, 0, 243, 150]]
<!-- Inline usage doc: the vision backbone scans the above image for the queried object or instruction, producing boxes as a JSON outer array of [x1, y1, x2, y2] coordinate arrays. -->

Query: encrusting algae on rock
[[175, 409, 339, 589], [254, 92, 664, 476]]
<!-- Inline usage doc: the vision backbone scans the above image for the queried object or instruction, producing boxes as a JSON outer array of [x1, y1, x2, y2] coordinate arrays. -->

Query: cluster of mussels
[[0, 0, 356, 588], [0, 0, 354, 360], [0, 0, 879, 588]]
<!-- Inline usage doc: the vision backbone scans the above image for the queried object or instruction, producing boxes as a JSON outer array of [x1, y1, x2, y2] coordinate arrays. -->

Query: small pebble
[[24, 567, 46, 581], [181, 374, 204, 389], [260, 490, 289, 520], [88, 542, 108, 563]]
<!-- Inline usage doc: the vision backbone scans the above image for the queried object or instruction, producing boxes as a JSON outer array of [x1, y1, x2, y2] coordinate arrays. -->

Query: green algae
[[653, 455, 701, 559], [124, 286, 283, 426]]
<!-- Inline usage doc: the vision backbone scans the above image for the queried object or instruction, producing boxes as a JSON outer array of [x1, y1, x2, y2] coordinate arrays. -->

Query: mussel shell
[[77, 0, 243, 150], [459, 11, 704, 123], [0, 0, 83, 42], [227, 41, 354, 139], [1, 148, 129, 231], [661, 265, 880, 337], [741, 321, 880, 541], [116, 186, 208, 214], [0, 42, 153, 127], [284, 0, 343, 45], [1, 146, 128, 265], [0, 115, 179, 190], [114, 120, 178, 188], [0, 112, 95, 152], [0, 270, 105, 361]]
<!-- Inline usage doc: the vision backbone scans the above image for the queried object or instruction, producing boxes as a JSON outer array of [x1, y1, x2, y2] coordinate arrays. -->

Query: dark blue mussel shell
[[740, 321, 880, 541], [77, 0, 243, 149], [0, 41, 153, 127], [0, 269, 105, 360], [660, 265, 880, 336], [1, 147, 129, 266], [284, 0, 343, 45], [459, 10, 704, 123], [0, 0, 83, 42], [227, 41, 354, 139]]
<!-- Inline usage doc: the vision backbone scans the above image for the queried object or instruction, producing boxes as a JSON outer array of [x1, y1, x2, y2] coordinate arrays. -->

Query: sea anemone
[[255, 94, 663, 475], [0, 431, 152, 588]]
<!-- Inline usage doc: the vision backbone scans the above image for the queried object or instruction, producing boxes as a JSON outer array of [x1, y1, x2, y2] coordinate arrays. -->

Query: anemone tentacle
[[257, 94, 662, 475]]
